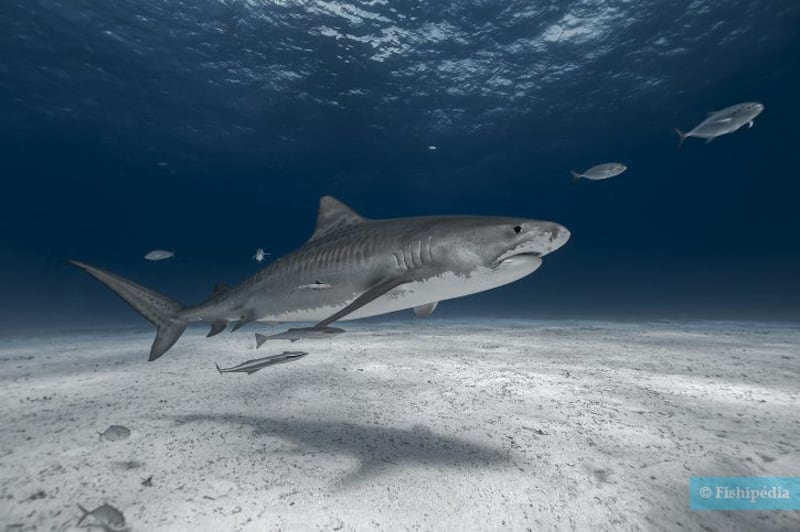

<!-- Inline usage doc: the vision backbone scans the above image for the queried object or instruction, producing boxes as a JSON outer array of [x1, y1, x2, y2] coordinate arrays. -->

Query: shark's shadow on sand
[[173, 414, 510, 484]]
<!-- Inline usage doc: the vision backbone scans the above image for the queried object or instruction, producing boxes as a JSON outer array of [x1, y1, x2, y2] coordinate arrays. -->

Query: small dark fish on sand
[[216, 351, 309, 375], [98, 425, 131, 442], [113, 460, 143, 470], [77, 503, 127, 531], [255, 326, 345, 347], [25, 490, 46, 501]]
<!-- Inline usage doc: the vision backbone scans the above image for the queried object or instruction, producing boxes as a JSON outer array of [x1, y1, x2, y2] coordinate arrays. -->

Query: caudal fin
[[69, 260, 188, 361], [674, 128, 687, 148], [76, 504, 91, 526], [569, 170, 581, 183]]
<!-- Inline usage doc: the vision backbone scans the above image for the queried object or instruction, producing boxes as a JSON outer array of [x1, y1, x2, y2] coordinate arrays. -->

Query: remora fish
[[570, 163, 627, 181], [675, 102, 764, 146], [215, 351, 308, 374], [70, 196, 570, 361], [255, 326, 345, 347]]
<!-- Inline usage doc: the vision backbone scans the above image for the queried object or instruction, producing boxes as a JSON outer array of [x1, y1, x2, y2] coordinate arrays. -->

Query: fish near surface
[[144, 250, 174, 261], [70, 196, 570, 361], [570, 163, 627, 181], [253, 248, 270, 262], [675, 102, 764, 146], [216, 351, 309, 374]]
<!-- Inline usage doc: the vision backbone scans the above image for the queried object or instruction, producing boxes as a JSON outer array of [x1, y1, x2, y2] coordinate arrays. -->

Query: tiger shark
[[70, 196, 570, 361]]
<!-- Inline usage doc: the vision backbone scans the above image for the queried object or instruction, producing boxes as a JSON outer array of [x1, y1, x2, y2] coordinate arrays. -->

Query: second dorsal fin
[[308, 196, 366, 242]]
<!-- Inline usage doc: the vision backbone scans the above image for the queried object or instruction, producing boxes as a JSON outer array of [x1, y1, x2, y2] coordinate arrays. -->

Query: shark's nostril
[[545, 224, 563, 243]]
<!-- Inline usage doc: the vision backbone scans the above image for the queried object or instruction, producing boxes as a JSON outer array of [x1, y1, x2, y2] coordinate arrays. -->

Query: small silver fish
[[675, 102, 764, 146], [77, 503, 127, 531], [144, 250, 174, 261], [570, 163, 627, 181], [215, 351, 309, 375], [252, 248, 271, 262], [98, 425, 131, 442], [255, 326, 345, 347]]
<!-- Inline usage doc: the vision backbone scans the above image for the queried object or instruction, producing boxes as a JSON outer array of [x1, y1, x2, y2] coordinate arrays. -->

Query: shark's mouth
[[491, 223, 570, 269], [491, 251, 541, 270]]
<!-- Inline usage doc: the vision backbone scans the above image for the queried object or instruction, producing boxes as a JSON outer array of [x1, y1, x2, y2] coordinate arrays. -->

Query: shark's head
[[488, 218, 570, 264], [428, 216, 570, 290]]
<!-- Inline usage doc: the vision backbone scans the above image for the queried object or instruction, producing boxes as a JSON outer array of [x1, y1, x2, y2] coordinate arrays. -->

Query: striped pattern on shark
[[70, 196, 570, 361]]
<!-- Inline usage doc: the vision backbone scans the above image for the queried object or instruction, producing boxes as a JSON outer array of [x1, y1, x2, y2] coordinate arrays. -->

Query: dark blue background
[[2, 0, 799, 330]]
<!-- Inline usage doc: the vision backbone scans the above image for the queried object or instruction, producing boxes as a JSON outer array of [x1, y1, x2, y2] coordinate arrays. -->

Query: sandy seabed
[[0, 319, 798, 531]]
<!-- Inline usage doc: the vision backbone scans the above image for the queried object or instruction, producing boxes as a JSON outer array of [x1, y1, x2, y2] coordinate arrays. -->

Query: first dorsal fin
[[209, 283, 229, 299], [308, 196, 366, 242]]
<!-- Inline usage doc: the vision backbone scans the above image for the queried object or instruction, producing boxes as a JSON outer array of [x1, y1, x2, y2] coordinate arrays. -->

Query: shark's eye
[[513, 225, 522, 234]]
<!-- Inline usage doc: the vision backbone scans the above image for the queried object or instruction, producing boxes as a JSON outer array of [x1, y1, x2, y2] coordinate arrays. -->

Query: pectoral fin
[[748, 120, 754, 128], [232, 313, 254, 332], [315, 276, 412, 328], [413, 302, 438, 317]]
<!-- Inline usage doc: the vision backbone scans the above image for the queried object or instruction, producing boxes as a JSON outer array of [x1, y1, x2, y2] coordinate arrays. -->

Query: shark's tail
[[674, 128, 687, 148], [569, 170, 581, 183], [69, 260, 188, 361]]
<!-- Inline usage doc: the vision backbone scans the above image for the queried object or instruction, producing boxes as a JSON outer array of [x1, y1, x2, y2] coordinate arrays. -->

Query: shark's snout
[[548, 223, 571, 253], [534, 222, 570, 256]]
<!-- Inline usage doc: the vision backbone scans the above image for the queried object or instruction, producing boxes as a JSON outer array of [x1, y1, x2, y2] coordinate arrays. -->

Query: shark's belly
[[258, 256, 542, 323]]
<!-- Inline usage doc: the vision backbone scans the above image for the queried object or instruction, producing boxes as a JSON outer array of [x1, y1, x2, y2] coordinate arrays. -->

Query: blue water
[[2, 0, 799, 329]]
